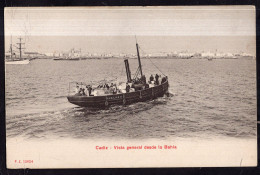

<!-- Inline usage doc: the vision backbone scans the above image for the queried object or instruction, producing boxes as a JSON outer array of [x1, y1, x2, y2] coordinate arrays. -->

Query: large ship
[[67, 40, 169, 108], [5, 37, 31, 65]]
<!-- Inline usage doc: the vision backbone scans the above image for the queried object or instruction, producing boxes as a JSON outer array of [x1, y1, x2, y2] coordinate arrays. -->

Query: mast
[[136, 42, 143, 77], [16, 37, 25, 60], [10, 35, 13, 59]]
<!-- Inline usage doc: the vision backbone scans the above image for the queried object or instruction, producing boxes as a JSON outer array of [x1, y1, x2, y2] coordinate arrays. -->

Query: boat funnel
[[124, 59, 132, 82]]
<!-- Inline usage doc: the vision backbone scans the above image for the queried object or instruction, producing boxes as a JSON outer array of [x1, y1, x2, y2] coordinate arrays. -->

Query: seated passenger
[[88, 86, 92, 96], [74, 86, 81, 96], [114, 84, 117, 91], [126, 83, 130, 93], [79, 88, 83, 95], [112, 89, 117, 94], [106, 83, 110, 89], [162, 77, 166, 84], [109, 86, 114, 94], [75, 85, 80, 94], [82, 88, 86, 95]]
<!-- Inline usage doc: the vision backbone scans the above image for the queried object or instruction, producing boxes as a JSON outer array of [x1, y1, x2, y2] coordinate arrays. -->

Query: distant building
[[24, 52, 40, 58], [201, 52, 215, 58]]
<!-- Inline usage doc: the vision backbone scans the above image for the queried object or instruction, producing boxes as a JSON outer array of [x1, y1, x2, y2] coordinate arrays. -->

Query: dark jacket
[[126, 84, 130, 92]]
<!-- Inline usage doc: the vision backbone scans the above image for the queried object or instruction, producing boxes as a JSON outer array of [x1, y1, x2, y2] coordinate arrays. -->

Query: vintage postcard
[[5, 6, 256, 168]]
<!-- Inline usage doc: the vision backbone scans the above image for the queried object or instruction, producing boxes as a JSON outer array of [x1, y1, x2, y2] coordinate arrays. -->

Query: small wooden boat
[[67, 41, 169, 108]]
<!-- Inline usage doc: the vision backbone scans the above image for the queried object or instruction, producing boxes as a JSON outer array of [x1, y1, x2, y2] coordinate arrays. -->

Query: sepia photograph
[[5, 6, 257, 168]]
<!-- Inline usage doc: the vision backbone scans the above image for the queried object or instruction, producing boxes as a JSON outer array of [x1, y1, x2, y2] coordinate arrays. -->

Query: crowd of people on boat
[[75, 83, 118, 96], [74, 74, 167, 96], [75, 85, 93, 96], [149, 74, 167, 85], [97, 83, 118, 94]]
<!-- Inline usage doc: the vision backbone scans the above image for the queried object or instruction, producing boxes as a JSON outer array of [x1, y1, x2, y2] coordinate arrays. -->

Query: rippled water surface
[[5, 58, 256, 140]]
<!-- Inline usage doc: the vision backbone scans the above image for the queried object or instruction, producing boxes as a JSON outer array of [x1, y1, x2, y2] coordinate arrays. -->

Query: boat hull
[[5, 59, 30, 65], [53, 58, 80, 61], [67, 80, 169, 108]]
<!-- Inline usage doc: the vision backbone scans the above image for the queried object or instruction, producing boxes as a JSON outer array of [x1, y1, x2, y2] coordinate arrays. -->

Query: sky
[[4, 6, 256, 55]]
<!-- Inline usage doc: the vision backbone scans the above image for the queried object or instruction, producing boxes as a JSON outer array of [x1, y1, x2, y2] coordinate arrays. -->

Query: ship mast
[[10, 35, 13, 59], [135, 37, 143, 77], [16, 37, 25, 60]]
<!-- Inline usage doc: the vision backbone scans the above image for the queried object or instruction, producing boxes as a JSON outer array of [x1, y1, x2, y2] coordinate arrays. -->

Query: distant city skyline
[[4, 35, 255, 56], [4, 6, 256, 55]]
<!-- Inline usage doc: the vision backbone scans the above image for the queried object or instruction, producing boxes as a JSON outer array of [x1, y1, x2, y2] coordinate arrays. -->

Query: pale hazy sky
[[4, 6, 255, 55]]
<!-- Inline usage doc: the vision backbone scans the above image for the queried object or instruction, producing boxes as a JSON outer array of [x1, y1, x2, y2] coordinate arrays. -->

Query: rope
[[134, 67, 141, 80], [147, 57, 166, 76], [139, 46, 167, 76]]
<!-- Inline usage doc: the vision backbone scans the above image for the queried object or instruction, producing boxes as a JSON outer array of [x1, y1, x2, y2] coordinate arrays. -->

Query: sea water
[[5, 58, 257, 140]]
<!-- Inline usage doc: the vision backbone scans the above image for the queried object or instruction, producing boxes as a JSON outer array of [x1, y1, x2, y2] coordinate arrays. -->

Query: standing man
[[155, 74, 159, 85], [158, 75, 162, 85], [150, 74, 154, 82], [141, 75, 146, 84]]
